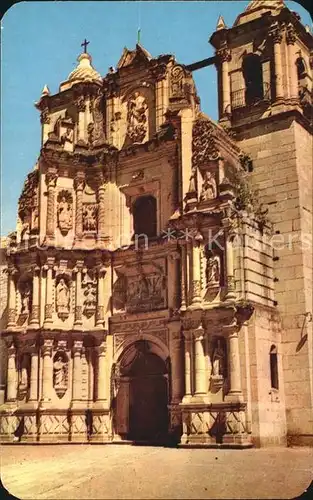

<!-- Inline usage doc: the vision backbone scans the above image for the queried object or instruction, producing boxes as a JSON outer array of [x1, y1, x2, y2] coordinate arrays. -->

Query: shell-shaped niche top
[[59, 52, 102, 92]]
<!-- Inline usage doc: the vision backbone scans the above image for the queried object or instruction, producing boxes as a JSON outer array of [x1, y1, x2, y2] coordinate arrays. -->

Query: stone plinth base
[[179, 401, 252, 448], [0, 406, 112, 444]]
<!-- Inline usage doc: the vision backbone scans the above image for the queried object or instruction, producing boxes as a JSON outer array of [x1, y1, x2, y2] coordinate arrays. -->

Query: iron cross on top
[[81, 38, 90, 53]]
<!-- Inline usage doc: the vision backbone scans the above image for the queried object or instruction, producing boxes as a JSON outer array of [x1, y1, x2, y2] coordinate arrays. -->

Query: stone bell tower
[[210, 0, 313, 445]]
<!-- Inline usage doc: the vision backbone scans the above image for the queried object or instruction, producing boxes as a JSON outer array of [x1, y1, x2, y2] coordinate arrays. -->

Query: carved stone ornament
[[126, 272, 167, 313], [56, 277, 70, 320], [205, 250, 221, 288], [192, 119, 220, 168], [53, 351, 68, 398], [269, 22, 283, 44], [200, 171, 217, 202], [170, 65, 185, 99], [20, 282, 32, 315], [82, 273, 97, 317], [18, 171, 39, 223], [40, 108, 51, 124], [210, 337, 226, 389], [57, 190, 73, 235], [83, 203, 98, 232], [127, 92, 148, 144], [92, 92, 106, 143]]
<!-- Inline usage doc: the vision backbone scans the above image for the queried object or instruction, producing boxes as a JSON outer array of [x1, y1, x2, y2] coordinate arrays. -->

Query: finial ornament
[[41, 85, 50, 97], [216, 15, 226, 31], [81, 38, 90, 53]]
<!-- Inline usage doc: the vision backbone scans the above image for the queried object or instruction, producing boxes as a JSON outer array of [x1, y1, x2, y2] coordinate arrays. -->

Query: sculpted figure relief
[[127, 92, 148, 144], [200, 171, 217, 202], [211, 338, 225, 378], [205, 250, 221, 287], [56, 278, 70, 318], [53, 353, 68, 398], [83, 204, 97, 232], [21, 283, 31, 314], [57, 191, 73, 234]]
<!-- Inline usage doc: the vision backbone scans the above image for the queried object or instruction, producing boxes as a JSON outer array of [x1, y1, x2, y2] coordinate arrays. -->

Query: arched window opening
[[132, 195, 157, 238], [270, 345, 279, 390], [242, 54, 264, 105]]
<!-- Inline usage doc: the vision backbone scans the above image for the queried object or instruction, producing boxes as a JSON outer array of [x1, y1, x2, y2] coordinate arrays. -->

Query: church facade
[[0, 0, 312, 447]]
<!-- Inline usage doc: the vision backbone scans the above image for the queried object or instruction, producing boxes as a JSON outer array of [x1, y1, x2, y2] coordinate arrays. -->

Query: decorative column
[[96, 265, 106, 328], [180, 245, 187, 311], [218, 46, 231, 116], [191, 241, 202, 307], [73, 261, 84, 330], [153, 65, 168, 130], [169, 324, 183, 403], [193, 327, 207, 398], [75, 96, 86, 142], [43, 258, 54, 329], [225, 328, 243, 402], [286, 23, 298, 100], [7, 267, 17, 329], [224, 223, 236, 301], [95, 340, 107, 406], [270, 23, 284, 101], [97, 175, 106, 243], [74, 173, 85, 243], [29, 265, 40, 328], [45, 170, 57, 243], [6, 341, 17, 402], [71, 340, 83, 405], [168, 251, 180, 311], [40, 339, 53, 404], [29, 343, 39, 403], [182, 331, 192, 401]]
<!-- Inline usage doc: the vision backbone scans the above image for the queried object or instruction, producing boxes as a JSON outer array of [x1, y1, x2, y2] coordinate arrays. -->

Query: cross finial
[[81, 38, 90, 53]]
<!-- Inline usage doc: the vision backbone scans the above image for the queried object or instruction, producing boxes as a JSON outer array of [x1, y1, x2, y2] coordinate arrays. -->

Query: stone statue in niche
[[57, 191, 73, 235], [56, 278, 70, 319], [61, 127, 74, 144], [18, 354, 30, 399], [21, 283, 31, 314], [127, 92, 148, 144], [83, 204, 97, 232], [82, 275, 97, 317], [205, 250, 221, 287], [211, 338, 225, 387], [200, 171, 217, 202], [53, 352, 68, 398]]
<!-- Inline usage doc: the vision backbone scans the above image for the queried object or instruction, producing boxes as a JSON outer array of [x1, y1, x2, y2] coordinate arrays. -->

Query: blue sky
[[1, 1, 312, 235]]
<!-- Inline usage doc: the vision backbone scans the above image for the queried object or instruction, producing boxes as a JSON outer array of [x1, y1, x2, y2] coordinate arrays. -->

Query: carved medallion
[[192, 119, 220, 168], [170, 65, 185, 99]]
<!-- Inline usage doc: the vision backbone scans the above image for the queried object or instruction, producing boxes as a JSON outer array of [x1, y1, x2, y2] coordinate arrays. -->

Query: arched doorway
[[115, 340, 169, 443]]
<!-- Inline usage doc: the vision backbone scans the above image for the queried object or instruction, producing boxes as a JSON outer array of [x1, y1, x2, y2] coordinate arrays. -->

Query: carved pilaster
[[45, 170, 58, 242], [286, 23, 298, 100], [7, 267, 18, 329], [29, 265, 41, 327], [43, 258, 55, 328], [40, 338, 53, 405], [6, 341, 17, 402], [73, 260, 84, 329], [193, 327, 207, 397], [96, 265, 106, 327], [97, 177, 106, 242], [95, 340, 107, 405], [269, 22, 284, 100], [72, 340, 83, 404], [74, 173, 85, 242]]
